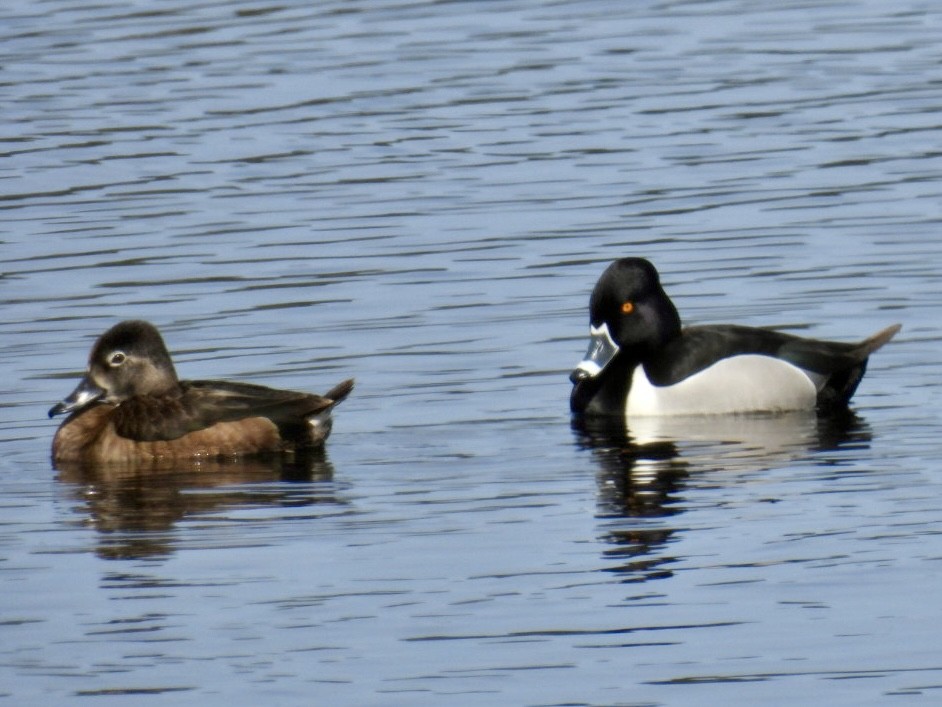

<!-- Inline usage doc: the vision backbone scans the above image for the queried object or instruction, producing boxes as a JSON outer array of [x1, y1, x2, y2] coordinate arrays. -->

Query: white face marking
[[70, 386, 104, 409], [573, 323, 620, 379], [573, 359, 603, 377], [626, 355, 818, 417]]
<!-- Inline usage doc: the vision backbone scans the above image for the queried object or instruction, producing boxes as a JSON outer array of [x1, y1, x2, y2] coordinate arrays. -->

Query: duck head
[[570, 258, 681, 413], [49, 320, 179, 417]]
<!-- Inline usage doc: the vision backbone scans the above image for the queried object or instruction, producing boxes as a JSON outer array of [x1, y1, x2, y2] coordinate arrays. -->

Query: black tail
[[858, 323, 901, 357], [818, 324, 901, 413], [324, 378, 354, 406]]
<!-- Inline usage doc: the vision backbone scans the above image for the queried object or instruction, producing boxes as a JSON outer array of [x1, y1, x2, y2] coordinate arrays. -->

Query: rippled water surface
[[3, 1, 942, 704]]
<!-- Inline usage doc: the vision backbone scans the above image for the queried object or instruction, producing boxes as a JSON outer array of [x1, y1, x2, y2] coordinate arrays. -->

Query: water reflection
[[574, 411, 871, 583], [55, 451, 341, 560]]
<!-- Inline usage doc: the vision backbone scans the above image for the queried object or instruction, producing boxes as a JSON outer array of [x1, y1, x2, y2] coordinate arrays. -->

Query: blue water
[[2, 1, 941, 704]]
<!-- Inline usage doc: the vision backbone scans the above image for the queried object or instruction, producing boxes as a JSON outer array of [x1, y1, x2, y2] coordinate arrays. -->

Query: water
[[2, 0, 941, 704]]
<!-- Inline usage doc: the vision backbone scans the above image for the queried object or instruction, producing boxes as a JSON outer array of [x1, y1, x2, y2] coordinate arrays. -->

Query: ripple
[[2, 0, 941, 704]]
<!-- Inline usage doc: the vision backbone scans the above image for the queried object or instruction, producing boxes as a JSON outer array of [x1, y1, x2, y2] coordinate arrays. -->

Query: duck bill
[[569, 323, 620, 383], [48, 375, 106, 418]]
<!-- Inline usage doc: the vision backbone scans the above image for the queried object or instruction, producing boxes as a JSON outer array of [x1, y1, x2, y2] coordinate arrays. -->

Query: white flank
[[626, 355, 819, 416]]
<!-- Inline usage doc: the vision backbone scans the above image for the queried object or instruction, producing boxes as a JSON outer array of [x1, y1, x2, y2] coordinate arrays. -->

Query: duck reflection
[[55, 451, 341, 560], [573, 411, 869, 583]]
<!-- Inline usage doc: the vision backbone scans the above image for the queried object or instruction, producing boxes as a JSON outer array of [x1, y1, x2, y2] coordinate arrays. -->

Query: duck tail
[[324, 378, 355, 405], [860, 324, 902, 356]]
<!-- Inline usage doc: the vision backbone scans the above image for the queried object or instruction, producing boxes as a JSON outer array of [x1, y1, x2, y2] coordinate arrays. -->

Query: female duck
[[570, 258, 900, 417], [49, 320, 353, 463]]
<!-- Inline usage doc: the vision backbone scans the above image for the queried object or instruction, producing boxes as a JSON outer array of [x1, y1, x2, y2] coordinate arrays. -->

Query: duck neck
[[571, 350, 639, 416]]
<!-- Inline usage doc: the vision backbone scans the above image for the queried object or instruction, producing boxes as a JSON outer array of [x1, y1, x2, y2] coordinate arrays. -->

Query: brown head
[[49, 321, 180, 418]]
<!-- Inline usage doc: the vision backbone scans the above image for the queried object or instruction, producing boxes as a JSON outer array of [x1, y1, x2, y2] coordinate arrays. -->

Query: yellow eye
[[621, 301, 635, 314]]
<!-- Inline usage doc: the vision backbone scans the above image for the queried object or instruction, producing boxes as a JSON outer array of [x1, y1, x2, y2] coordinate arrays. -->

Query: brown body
[[49, 321, 353, 464], [52, 406, 284, 463]]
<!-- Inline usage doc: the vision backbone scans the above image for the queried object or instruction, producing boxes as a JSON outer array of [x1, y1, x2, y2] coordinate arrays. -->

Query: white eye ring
[[109, 351, 127, 366]]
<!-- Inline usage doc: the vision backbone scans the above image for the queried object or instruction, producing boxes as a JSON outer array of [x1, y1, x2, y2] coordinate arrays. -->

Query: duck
[[49, 320, 353, 463], [570, 258, 900, 417]]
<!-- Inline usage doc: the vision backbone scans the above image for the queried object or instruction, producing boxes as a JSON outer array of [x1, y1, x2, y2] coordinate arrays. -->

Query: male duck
[[570, 258, 900, 417], [49, 320, 354, 463]]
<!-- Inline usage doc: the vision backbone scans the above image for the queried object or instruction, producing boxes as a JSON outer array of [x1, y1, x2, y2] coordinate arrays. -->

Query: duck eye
[[621, 301, 635, 314], [109, 351, 127, 367]]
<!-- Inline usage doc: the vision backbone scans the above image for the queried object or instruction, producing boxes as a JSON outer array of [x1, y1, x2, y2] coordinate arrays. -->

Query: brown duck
[[49, 320, 353, 463]]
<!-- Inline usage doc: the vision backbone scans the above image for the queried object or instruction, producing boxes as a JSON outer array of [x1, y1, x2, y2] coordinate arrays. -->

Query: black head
[[588, 258, 681, 354], [49, 320, 179, 417], [570, 259, 682, 413]]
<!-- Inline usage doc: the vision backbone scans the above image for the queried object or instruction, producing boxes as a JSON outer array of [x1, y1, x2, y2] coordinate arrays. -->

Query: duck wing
[[113, 379, 354, 442], [778, 323, 900, 372], [645, 324, 900, 387]]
